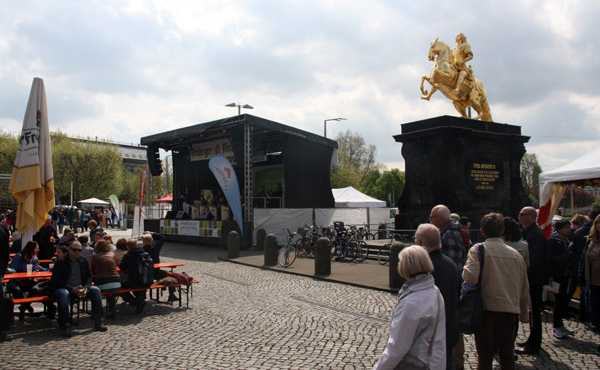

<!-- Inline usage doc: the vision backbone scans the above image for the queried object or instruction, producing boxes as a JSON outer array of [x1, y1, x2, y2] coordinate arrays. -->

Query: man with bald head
[[516, 206, 547, 356], [430, 205, 467, 271], [416, 223, 460, 370]]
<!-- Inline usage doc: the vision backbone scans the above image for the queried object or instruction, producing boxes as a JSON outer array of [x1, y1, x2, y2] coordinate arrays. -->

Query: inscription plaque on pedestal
[[394, 115, 529, 228]]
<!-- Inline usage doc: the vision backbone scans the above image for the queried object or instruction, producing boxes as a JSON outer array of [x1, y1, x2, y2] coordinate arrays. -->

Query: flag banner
[[10, 77, 55, 234], [209, 155, 244, 235]]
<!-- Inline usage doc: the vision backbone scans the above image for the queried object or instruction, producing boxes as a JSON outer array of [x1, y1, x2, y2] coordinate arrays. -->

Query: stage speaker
[[147, 145, 163, 176]]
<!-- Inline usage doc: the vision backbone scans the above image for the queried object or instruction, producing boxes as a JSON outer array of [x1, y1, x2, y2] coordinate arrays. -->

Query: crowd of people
[[373, 204, 600, 370], [0, 213, 191, 340]]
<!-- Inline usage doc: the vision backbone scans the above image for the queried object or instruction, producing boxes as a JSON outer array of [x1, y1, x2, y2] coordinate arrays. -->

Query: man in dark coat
[[415, 223, 460, 370], [34, 217, 58, 260], [548, 219, 573, 339], [50, 241, 106, 337], [516, 206, 547, 355]]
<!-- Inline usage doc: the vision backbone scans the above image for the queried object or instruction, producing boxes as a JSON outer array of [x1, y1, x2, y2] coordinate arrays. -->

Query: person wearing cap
[[548, 218, 574, 339], [50, 241, 107, 337]]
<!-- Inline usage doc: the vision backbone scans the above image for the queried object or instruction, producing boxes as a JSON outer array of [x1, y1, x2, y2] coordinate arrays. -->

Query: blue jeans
[[54, 286, 103, 327]]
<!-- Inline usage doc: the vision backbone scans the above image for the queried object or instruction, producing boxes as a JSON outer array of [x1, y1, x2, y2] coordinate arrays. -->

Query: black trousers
[[525, 284, 543, 350], [553, 277, 572, 328], [475, 311, 518, 370]]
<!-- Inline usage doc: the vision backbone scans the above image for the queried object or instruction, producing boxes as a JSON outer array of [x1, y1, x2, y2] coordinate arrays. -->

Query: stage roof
[[140, 114, 338, 150]]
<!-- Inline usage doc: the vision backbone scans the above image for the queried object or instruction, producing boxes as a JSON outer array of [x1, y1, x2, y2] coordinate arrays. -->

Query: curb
[[220, 256, 394, 294]]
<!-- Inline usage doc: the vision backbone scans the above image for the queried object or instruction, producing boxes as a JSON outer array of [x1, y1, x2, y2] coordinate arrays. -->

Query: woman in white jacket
[[373, 245, 446, 370]]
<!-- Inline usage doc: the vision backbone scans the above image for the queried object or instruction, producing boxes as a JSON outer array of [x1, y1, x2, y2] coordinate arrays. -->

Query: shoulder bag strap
[[478, 243, 486, 286]]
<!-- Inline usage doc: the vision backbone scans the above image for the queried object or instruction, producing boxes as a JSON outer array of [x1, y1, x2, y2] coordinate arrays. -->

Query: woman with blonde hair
[[373, 245, 446, 370], [585, 214, 600, 331]]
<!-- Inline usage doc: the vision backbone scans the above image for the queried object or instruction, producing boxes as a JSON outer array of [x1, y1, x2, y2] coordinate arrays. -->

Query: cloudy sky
[[1, 1, 599, 171]]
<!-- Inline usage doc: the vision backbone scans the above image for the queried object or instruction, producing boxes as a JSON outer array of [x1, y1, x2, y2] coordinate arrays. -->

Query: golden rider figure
[[453, 33, 473, 99]]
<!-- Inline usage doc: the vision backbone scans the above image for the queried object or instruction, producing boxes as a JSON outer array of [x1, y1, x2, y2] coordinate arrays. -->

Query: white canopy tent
[[332, 186, 386, 208], [538, 147, 600, 237], [78, 197, 110, 206]]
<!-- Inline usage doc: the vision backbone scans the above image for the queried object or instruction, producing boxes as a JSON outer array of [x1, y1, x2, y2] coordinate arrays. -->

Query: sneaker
[[553, 327, 567, 339]]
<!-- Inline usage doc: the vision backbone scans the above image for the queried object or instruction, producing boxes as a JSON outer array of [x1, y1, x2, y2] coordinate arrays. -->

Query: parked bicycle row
[[276, 222, 417, 268]]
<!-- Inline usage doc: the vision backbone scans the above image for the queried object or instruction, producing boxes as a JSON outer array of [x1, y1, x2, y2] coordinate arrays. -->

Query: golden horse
[[419, 38, 492, 122]]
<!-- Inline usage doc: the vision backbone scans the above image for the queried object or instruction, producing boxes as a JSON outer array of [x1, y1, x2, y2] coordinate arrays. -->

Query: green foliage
[[361, 168, 405, 206], [331, 130, 379, 188], [521, 153, 542, 206], [0, 133, 18, 174], [51, 133, 124, 204], [0, 132, 167, 206]]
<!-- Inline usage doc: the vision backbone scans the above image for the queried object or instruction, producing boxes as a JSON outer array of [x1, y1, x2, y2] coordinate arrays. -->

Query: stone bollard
[[264, 234, 279, 267], [227, 231, 240, 259], [389, 241, 406, 293], [314, 237, 331, 276], [256, 228, 267, 251]]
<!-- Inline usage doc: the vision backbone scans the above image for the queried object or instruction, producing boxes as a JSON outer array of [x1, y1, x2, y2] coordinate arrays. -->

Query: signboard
[[160, 219, 222, 238], [190, 139, 234, 162], [177, 220, 200, 236], [469, 162, 501, 191]]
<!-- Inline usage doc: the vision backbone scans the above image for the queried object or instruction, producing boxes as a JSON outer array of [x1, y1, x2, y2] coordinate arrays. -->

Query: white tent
[[78, 197, 110, 206], [538, 147, 600, 236], [332, 186, 386, 208]]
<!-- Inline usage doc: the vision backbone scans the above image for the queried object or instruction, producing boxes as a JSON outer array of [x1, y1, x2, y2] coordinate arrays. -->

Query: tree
[[0, 133, 18, 173], [521, 153, 542, 206], [51, 133, 124, 204], [331, 130, 379, 188], [361, 168, 405, 206]]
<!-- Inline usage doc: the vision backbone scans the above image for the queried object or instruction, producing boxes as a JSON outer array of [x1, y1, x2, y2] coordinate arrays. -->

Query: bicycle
[[278, 229, 298, 267]]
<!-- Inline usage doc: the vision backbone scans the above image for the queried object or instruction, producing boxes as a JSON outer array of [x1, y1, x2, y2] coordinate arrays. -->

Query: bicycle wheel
[[343, 240, 356, 262], [277, 247, 287, 267], [283, 245, 297, 267], [354, 240, 368, 263]]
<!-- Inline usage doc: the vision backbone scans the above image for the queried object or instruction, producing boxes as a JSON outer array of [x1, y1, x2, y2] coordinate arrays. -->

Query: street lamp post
[[226, 102, 254, 115], [324, 117, 347, 138]]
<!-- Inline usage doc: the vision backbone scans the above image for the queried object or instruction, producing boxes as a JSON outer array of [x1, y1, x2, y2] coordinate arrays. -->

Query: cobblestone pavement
[[1, 242, 599, 369]]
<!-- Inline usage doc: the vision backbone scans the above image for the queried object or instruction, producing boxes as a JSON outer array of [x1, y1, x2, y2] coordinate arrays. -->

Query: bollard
[[256, 228, 267, 251], [389, 241, 406, 293], [264, 234, 279, 267], [227, 231, 240, 259], [314, 237, 331, 276]]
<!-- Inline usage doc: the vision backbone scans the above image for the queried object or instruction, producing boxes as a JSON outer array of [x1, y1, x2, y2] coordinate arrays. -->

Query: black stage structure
[[140, 114, 337, 245]]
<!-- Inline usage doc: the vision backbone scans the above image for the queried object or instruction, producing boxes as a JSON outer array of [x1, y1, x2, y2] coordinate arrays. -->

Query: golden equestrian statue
[[419, 33, 493, 122]]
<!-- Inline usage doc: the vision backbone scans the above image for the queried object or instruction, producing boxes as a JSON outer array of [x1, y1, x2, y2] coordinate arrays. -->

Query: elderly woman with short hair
[[373, 245, 446, 370]]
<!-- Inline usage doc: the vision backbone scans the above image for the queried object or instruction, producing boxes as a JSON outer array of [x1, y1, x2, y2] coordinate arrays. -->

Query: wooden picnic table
[[2, 263, 184, 283], [2, 271, 53, 281]]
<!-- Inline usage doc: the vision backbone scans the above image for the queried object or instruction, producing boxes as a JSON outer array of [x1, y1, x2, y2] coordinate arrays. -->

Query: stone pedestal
[[394, 115, 530, 229]]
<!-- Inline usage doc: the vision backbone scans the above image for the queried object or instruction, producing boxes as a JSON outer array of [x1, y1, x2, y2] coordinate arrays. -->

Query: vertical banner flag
[[10, 77, 55, 241], [209, 155, 243, 235]]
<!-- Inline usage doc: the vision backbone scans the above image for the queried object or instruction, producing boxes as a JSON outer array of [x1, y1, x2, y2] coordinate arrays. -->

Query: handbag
[[458, 243, 485, 334]]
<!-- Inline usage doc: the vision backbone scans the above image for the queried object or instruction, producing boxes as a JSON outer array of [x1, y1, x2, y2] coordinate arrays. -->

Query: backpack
[[134, 251, 154, 286]]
